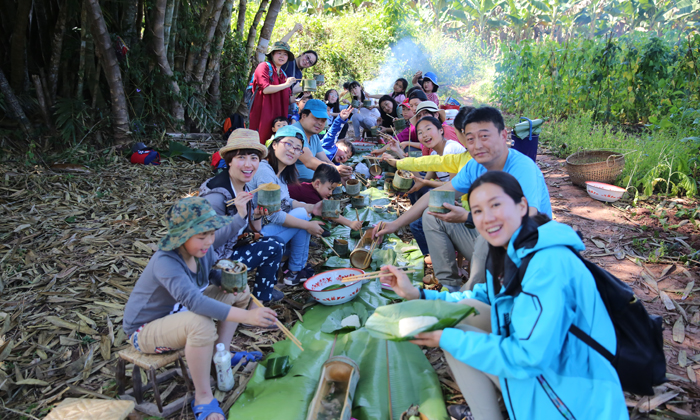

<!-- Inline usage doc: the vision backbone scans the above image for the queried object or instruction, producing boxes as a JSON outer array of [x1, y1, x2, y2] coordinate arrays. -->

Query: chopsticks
[[341, 269, 417, 282], [225, 183, 273, 206], [250, 296, 304, 351]]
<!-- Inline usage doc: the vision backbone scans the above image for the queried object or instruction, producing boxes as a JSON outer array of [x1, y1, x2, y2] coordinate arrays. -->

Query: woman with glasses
[[247, 126, 325, 286]]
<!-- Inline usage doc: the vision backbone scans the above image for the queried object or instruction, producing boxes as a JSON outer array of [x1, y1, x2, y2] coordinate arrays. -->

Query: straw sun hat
[[410, 101, 447, 127], [220, 128, 268, 158]]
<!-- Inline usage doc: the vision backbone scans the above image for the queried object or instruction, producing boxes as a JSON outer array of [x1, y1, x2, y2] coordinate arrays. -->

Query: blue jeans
[[261, 207, 310, 272], [227, 237, 284, 302], [409, 217, 429, 256]]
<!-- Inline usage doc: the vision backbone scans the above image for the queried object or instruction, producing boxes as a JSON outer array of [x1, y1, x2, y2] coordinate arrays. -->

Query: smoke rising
[[363, 37, 435, 94]]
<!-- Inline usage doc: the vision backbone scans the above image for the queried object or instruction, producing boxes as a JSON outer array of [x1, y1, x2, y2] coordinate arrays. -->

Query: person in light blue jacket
[[381, 171, 627, 420]]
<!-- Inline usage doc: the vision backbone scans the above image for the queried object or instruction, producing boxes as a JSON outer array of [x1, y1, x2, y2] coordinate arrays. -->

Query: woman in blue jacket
[[382, 171, 627, 420]]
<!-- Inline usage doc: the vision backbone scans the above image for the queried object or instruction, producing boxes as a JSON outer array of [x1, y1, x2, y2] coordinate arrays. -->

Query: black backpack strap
[[569, 325, 614, 362], [517, 246, 616, 364]]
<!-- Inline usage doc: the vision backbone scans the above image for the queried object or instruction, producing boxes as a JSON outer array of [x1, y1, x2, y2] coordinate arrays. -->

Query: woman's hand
[[235, 192, 254, 218], [286, 77, 297, 87], [381, 153, 397, 167], [406, 175, 428, 194], [428, 202, 470, 224], [370, 146, 387, 156], [337, 165, 353, 177], [306, 220, 325, 237], [410, 330, 443, 347], [380, 265, 420, 300], [253, 205, 268, 219], [245, 307, 278, 328], [293, 23, 303, 34]]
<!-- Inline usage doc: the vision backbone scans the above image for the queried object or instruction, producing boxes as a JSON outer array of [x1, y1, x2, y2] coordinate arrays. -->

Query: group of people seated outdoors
[[121, 26, 629, 420]]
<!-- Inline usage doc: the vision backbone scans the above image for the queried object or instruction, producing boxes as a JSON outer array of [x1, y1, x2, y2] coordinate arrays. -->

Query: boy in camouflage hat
[[122, 197, 278, 420]]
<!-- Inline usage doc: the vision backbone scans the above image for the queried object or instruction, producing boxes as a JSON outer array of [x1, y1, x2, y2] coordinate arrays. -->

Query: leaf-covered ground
[[1, 144, 700, 419]]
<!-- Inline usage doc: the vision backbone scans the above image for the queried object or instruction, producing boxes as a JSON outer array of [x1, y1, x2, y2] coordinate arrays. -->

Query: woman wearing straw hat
[[122, 196, 278, 420], [249, 41, 297, 144], [199, 129, 286, 302]]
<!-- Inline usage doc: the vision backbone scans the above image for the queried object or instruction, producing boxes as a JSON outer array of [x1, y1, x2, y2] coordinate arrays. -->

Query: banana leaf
[[365, 300, 477, 341], [321, 302, 370, 333], [370, 249, 396, 270], [360, 187, 392, 207], [513, 118, 544, 139], [323, 256, 352, 268], [164, 141, 210, 162], [263, 356, 292, 379], [228, 282, 449, 420]]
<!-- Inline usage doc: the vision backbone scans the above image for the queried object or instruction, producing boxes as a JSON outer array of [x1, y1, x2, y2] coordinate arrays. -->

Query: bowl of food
[[304, 268, 365, 305], [585, 181, 626, 203]]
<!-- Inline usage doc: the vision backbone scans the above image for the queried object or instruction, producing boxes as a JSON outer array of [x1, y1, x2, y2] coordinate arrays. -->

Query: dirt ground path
[[537, 152, 700, 416]]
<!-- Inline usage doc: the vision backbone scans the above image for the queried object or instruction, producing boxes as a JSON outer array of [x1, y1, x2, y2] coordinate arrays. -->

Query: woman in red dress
[[249, 41, 297, 144]]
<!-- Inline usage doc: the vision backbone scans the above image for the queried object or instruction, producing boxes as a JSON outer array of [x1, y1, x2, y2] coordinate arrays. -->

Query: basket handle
[[520, 117, 533, 140], [605, 154, 623, 167]]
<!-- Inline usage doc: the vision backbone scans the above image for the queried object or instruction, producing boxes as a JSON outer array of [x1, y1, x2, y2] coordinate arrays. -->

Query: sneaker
[[299, 264, 316, 279], [447, 405, 474, 420], [283, 270, 305, 286]]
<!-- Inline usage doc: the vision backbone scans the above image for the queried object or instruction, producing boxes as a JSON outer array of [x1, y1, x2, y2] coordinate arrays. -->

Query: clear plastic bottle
[[213, 343, 235, 391]]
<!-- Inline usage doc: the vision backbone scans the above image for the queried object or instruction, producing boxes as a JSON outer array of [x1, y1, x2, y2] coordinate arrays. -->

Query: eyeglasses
[[280, 141, 304, 155]]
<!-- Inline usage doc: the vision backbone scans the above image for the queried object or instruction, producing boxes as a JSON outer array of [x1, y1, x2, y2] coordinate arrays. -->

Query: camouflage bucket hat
[[158, 197, 233, 251], [267, 41, 294, 62]]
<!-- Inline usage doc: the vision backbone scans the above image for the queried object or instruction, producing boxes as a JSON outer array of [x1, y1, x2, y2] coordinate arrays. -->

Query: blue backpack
[[244, 62, 286, 110]]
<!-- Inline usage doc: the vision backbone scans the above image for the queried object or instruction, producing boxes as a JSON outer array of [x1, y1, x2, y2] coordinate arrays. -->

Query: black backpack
[[517, 247, 666, 396]]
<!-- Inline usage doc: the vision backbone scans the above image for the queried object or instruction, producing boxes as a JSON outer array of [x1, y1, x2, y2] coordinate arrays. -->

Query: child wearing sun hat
[[122, 196, 278, 420]]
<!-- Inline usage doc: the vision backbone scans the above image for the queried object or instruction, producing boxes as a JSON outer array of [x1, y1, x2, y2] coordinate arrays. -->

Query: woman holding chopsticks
[[247, 125, 326, 288], [380, 171, 626, 420], [199, 129, 285, 303]]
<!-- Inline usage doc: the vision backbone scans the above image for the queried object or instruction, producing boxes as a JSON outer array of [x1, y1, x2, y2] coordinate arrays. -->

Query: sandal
[[191, 398, 225, 420]]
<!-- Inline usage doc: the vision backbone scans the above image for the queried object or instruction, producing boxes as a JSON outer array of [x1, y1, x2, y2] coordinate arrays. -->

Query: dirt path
[[538, 152, 700, 415]]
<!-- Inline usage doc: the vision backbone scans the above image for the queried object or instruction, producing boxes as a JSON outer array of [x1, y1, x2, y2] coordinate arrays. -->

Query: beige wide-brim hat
[[220, 128, 268, 158], [410, 101, 446, 126]]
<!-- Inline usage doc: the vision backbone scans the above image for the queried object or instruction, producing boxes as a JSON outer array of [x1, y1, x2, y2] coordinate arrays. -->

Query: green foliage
[[540, 113, 700, 197], [272, 6, 396, 88], [53, 97, 91, 144], [493, 32, 700, 128]]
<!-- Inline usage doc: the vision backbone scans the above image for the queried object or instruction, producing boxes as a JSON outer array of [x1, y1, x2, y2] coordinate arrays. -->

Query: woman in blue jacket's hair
[[382, 171, 627, 420]]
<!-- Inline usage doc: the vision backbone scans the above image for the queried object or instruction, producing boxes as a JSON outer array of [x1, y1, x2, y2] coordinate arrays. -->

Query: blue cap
[[273, 125, 307, 146], [303, 99, 330, 119], [423, 72, 439, 87]]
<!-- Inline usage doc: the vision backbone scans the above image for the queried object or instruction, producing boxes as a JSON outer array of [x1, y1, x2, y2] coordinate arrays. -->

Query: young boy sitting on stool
[[122, 197, 277, 420], [288, 164, 362, 231]]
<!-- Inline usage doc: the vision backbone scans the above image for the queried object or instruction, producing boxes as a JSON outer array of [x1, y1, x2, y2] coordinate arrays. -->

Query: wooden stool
[[116, 347, 194, 417]]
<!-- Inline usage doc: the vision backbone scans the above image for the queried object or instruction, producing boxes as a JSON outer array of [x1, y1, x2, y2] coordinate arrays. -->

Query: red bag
[[130, 149, 161, 165]]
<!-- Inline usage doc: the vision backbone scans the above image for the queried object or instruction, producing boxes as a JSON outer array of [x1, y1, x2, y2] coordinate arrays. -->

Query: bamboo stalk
[[321, 237, 341, 258], [250, 296, 304, 351]]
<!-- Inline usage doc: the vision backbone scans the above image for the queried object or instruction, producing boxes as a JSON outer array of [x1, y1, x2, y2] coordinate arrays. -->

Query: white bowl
[[585, 181, 626, 203], [303, 268, 365, 305]]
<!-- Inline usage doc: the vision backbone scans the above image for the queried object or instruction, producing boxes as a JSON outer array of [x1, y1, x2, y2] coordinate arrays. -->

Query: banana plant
[[452, 0, 506, 39]]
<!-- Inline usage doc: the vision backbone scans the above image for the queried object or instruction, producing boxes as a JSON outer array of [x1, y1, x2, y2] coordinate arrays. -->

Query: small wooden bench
[[115, 347, 194, 417]]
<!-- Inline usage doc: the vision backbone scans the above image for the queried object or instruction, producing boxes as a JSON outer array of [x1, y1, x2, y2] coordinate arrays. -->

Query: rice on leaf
[[365, 300, 478, 341], [320, 302, 370, 334]]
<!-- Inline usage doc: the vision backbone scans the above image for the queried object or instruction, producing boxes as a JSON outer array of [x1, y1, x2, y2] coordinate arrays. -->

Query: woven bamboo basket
[[565, 150, 625, 187]]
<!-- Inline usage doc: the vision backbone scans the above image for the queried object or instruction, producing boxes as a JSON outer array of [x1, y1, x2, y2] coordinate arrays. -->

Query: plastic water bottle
[[213, 343, 235, 391]]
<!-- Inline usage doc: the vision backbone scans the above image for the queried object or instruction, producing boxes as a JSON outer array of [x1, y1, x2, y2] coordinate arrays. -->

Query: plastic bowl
[[585, 181, 626, 203], [303, 268, 365, 305]]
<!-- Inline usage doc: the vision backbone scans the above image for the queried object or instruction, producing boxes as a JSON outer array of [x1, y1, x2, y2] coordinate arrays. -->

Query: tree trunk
[[32, 75, 52, 127], [236, 0, 247, 35], [86, 0, 131, 144], [76, 0, 89, 98], [201, 0, 233, 92], [255, 0, 282, 66], [122, 0, 140, 46], [48, 0, 69, 103], [167, 0, 180, 67], [245, 0, 270, 60], [10, 0, 32, 92], [208, 70, 220, 106], [152, 0, 185, 124], [184, 0, 217, 78], [192, 0, 226, 83], [163, 0, 175, 56], [0, 67, 33, 136]]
